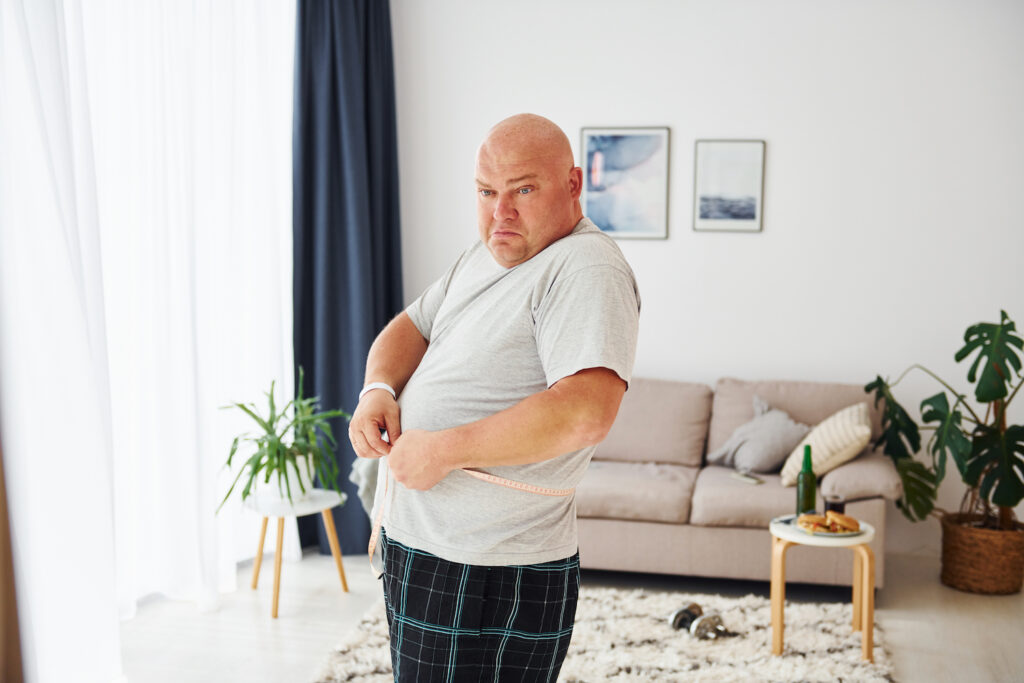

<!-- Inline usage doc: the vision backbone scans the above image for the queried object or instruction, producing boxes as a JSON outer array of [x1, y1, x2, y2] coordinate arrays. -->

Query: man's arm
[[348, 312, 427, 458], [386, 367, 626, 490]]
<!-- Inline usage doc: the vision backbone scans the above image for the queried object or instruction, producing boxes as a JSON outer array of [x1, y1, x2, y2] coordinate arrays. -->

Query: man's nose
[[493, 194, 517, 220]]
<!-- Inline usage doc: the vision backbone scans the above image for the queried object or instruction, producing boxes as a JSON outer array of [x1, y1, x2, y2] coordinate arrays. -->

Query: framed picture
[[580, 127, 669, 239], [693, 140, 765, 233]]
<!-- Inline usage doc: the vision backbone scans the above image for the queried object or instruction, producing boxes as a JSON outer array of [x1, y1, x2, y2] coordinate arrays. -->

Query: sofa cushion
[[707, 378, 883, 456], [596, 377, 712, 467], [576, 461, 699, 524], [706, 395, 811, 473], [780, 402, 872, 485], [689, 465, 796, 527], [821, 448, 903, 501]]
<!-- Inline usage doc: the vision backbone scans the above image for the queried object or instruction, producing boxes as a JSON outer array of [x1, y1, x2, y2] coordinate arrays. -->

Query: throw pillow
[[706, 395, 811, 473], [780, 402, 872, 486], [820, 451, 903, 501]]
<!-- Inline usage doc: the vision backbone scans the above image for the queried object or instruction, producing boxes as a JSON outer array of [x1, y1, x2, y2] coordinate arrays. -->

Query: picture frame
[[693, 139, 765, 233], [580, 127, 669, 239]]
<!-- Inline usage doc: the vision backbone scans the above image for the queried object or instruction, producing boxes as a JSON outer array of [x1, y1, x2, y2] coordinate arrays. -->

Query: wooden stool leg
[[252, 517, 268, 589], [854, 544, 876, 662], [271, 517, 285, 618], [321, 510, 349, 593], [770, 537, 792, 655], [852, 546, 863, 631]]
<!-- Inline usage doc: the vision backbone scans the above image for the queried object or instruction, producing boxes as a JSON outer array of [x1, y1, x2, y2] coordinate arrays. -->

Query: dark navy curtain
[[293, 0, 403, 555]]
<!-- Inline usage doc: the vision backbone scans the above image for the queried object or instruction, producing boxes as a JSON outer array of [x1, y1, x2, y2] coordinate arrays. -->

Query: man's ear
[[568, 166, 583, 200]]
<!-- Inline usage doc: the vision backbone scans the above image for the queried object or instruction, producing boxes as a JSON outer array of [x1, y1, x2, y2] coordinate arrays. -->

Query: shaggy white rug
[[313, 586, 894, 682]]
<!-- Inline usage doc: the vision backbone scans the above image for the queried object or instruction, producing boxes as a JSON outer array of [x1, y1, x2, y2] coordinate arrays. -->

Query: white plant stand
[[245, 489, 349, 618]]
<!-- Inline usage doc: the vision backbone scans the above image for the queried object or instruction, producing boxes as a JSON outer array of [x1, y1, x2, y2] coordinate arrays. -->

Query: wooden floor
[[120, 551, 1024, 682]]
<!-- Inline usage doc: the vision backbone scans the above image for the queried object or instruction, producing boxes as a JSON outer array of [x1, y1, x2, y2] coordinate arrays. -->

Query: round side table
[[245, 489, 349, 618], [768, 514, 877, 661]]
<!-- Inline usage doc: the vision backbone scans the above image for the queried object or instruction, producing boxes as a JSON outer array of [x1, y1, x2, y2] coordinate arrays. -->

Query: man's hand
[[348, 389, 402, 458], [387, 429, 454, 490]]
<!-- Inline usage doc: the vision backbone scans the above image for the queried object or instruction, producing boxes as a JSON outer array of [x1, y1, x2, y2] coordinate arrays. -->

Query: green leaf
[[287, 455, 307, 497], [225, 436, 241, 466], [233, 402, 271, 432], [963, 438, 989, 488], [278, 466, 289, 501], [320, 448, 339, 490], [966, 424, 1024, 508], [267, 380, 277, 426], [276, 399, 296, 428], [954, 310, 1024, 403], [919, 392, 973, 484], [313, 409, 350, 421], [216, 463, 252, 513], [865, 376, 921, 460], [894, 458, 937, 522], [241, 459, 266, 500]]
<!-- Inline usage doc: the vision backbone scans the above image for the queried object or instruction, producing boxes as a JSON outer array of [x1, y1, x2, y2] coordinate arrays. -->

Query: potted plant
[[866, 310, 1024, 594], [217, 367, 350, 511]]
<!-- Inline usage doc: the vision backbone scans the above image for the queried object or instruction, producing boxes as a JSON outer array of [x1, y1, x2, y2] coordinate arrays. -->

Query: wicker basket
[[941, 513, 1024, 594]]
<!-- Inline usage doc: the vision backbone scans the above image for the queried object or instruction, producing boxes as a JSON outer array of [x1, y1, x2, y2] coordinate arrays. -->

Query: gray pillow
[[706, 395, 811, 473]]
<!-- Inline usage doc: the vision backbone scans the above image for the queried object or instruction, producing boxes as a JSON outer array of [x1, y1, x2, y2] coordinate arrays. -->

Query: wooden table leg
[[272, 517, 285, 618], [770, 537, 793, 655], [252, 517, 268, 589], [321, 510, 349, 593], [852, 546, 863, 631], [854, 544, 875, 662]]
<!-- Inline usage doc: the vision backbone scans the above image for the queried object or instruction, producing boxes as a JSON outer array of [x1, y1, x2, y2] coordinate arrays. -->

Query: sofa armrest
[[820, 448, 902, 501]]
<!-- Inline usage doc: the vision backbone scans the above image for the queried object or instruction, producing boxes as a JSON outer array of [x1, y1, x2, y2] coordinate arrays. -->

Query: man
[[349, 113, 640, 681]]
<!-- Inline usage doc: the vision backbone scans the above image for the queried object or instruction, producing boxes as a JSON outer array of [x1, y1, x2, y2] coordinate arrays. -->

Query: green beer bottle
[[795, 444, 816, 515]]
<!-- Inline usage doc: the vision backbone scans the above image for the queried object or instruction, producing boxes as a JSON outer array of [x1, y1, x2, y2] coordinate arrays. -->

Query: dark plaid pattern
[[381, 532, 580, 682]]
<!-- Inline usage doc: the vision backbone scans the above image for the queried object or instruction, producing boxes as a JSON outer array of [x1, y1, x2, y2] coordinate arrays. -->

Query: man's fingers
[[349, 418, 390, 458], [349, 392, 400, 457], [363, 422, 392, 456], [383, 409, 402, 443], [349, 428, 382, 459]]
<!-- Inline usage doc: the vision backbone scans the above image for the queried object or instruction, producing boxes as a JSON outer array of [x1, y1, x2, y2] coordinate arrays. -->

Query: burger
[[826, 510, 860, 533], [795, 511, 861, 534], [796, 513, 829, 533]]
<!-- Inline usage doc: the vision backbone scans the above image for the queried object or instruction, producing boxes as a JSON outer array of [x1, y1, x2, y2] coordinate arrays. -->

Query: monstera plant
[[866, 310, 1024, 593]]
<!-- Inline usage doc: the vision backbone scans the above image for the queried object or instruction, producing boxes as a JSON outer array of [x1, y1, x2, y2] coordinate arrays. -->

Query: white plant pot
[[253, 454, 315, 505]]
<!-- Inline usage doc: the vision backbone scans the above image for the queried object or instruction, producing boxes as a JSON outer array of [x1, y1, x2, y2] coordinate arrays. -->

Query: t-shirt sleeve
[[405, 253, 464, 340], [405, 275, 446, 341], [533, 264, 640, 388]]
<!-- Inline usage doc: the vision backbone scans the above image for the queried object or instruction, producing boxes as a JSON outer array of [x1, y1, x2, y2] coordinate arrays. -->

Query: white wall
[[390, 0, 1024, 556]]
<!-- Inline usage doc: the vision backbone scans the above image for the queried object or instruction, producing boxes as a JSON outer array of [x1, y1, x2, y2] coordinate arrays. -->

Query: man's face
[[475, 146, 583, 269]]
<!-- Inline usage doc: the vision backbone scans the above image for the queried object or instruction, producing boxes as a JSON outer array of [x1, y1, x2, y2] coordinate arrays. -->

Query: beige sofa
[[576, 377, 903, 588]]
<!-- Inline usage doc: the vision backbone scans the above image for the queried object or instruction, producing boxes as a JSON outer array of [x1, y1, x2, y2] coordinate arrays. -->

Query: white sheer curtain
[[83, 0, 300, 618], [0, 1, 121, 681], [0, 0, 297, 680]]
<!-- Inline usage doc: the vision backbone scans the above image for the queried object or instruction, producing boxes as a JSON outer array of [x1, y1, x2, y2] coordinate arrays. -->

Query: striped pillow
[[780, 402, 872, 486]]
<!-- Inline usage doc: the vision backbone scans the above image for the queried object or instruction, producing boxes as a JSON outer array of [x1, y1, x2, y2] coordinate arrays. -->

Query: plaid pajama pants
[[380, 532, 580, 682]]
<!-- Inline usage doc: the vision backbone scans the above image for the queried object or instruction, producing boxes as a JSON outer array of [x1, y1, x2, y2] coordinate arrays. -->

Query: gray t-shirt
[[383, 218, 640, 566]]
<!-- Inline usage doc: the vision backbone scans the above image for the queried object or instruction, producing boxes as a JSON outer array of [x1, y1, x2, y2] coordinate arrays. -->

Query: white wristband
[[359, 382, 397, 401]]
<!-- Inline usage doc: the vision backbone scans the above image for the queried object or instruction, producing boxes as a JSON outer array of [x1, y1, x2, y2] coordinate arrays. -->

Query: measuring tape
[[367, 460, 574, 576]]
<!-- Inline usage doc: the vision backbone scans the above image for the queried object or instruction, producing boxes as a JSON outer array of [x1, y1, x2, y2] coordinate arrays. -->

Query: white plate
[[779, 514, 865, 537]]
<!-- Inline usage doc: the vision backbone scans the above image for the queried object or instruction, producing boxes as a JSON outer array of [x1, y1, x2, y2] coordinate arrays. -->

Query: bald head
[[474, 114, 584, 268], [477, 114, 575, 170]]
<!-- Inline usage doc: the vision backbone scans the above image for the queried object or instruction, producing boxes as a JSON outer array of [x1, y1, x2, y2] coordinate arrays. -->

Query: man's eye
[[518, 187, 532, 195], [479, 189, 494, 197]]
